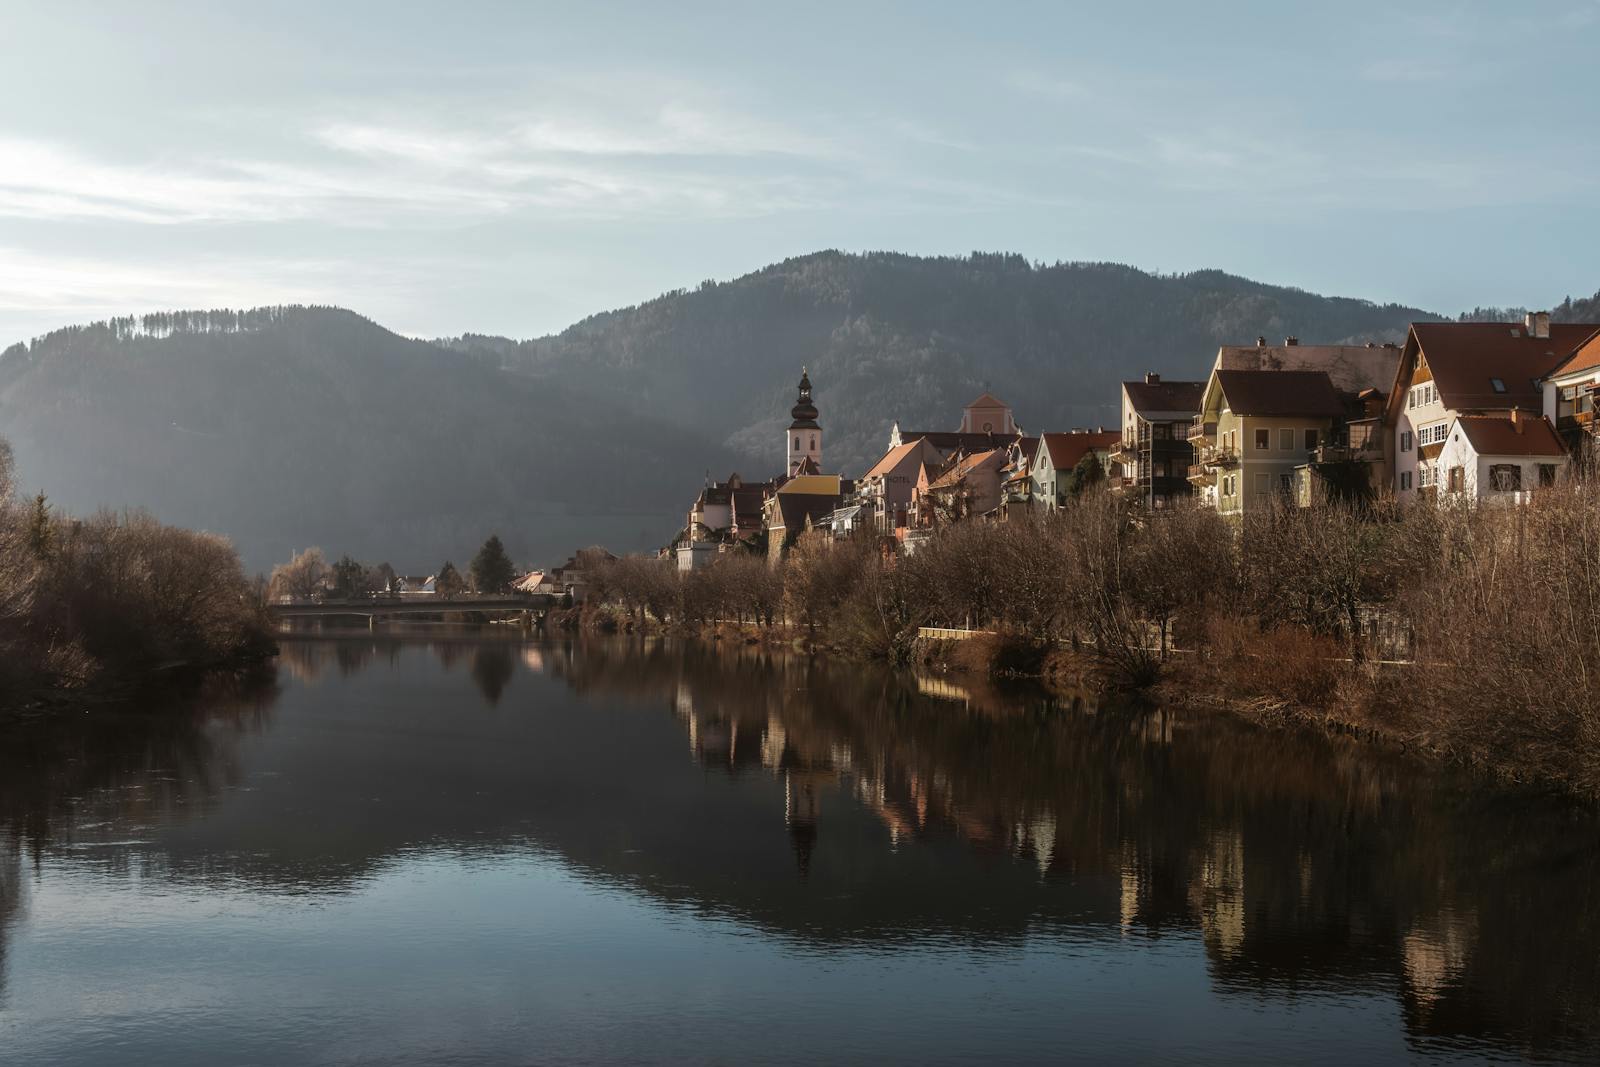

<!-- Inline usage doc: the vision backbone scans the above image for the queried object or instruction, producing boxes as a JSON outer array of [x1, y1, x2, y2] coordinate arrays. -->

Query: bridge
[[269, 593, 560, 621]]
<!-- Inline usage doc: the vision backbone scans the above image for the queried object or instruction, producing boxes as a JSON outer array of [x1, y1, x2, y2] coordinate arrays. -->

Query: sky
[[2, 0, 1598, 346]]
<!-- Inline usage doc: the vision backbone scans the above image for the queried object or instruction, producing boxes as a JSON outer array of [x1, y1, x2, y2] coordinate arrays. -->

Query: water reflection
[[1, 633, 1597, 1061]]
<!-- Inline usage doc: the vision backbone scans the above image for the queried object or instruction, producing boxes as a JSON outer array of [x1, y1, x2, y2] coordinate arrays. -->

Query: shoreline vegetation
[[567, 486, 1600, 799], [0, 438, 275, 716]]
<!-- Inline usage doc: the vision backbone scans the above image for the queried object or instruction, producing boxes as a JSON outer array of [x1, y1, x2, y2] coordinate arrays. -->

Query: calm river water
[[1, 632, 1598, 1065]]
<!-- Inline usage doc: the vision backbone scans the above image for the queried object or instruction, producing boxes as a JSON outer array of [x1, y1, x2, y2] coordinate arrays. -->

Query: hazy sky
[[2, 1, 1597, 345]]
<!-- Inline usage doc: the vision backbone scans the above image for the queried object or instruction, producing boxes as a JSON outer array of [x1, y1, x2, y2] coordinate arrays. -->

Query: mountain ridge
[[5, 251, 1597, 570]]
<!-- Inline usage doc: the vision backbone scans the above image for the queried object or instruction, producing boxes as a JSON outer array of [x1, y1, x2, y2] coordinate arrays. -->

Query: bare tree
[[268, 547, 329, 601]]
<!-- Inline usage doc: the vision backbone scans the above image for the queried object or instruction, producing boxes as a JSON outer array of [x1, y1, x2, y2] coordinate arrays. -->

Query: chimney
[[1256, 335, 1267, 347], [1145, 372, 1161, 385], [1285, 336, 1299, 346], [1511, 407, 1524, 434], [1525, 311, 1550, 339]]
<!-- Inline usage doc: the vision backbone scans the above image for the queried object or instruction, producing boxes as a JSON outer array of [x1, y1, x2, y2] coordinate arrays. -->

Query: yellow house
[[1188, 369, 1345, 515]]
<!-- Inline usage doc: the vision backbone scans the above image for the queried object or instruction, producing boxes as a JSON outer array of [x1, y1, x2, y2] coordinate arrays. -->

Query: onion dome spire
[[789, 365, 819, 428]]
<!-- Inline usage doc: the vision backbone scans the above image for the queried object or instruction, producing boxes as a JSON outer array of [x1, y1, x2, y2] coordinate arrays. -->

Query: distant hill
[[6, 253, 1596, 569], [0, 308, 738, 571], [444, 251, 1446, 477]]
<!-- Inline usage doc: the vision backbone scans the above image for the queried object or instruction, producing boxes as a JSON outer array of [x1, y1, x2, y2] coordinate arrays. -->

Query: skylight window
[[1490, 378, 1507, 393]]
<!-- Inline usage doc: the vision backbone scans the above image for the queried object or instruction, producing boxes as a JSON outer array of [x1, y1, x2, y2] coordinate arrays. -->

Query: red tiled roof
[[1124, 379, 1205, 415], [1411, 322, 1600, 411], [1454, 414, 1567, 458], [1039, 430, 1121, 471], [1215, 370, 1344, 418], [897, 430, 1021, 453], [1552, 330, 1600, 379], [863, 439, 924, 479], [929, 449, 1002, 489]]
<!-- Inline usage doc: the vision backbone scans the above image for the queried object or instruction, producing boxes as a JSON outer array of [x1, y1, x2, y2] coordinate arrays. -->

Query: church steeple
[[786, 366, 821, 476]]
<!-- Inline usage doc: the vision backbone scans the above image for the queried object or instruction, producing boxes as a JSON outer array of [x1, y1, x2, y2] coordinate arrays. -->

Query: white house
[[1542, 329, 1600, 457], [1433, 411, 1567, 505], [1388, 314, 1597, 500]]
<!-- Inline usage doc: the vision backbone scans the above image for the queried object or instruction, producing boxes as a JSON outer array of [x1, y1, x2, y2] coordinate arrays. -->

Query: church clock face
[[983, 421, 993, 432]]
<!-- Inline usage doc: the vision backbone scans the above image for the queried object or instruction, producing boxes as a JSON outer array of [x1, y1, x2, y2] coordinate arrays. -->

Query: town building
[[674, 472, 776, 571], [764, 474, 852, 563], [886, 393, 1024, 461], [1216, 336, 1400, 396], [1542, 328, 1600, 464], [1431, 410, 1568, 504], [1111, 373, 1205, 509], [914, 449, 1006, 525], [1386, 315, 1598, 501], [1188, 369, 1345, 515], [854, 437, 944, 533], [786, 368, 822, 477], [1029, 430, 1122, 510]]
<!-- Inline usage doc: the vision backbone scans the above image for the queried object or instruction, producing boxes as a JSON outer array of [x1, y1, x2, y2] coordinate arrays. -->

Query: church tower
[[786, 367, 821, 476]]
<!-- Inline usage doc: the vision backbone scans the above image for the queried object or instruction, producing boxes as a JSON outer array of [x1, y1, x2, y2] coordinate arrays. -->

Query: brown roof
[[1039, 430, 1121, 471], [1124, 379, 1205, 415], [1454, 414, 1567, 458], [930, 449, 1003, 489], [1215, 370, 1343, 418], [771, 493, 839, 531], [898, 430, 1021, 453], [1553, 331, 1600, 379], [863, 439, 925, 479], [1410, 322, 1600, 411]]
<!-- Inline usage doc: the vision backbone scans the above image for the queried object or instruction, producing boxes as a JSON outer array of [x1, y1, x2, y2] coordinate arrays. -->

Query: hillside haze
[[447, 251, 1440, 477], [0, 308, 737, 571], [11, 249, 1583, 572]]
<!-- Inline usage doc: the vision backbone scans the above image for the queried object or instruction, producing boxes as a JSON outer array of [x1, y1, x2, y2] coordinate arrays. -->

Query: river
[[1, 631, 1597, 1064]]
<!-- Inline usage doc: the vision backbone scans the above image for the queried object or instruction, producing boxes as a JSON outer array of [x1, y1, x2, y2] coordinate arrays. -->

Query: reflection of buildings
[[1402, 910, 1476, 1014]]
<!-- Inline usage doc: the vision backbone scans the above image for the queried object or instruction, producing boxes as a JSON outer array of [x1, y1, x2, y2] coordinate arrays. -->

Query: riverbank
[[1, 438, 278, 721], [557, 600, 1597, 800]]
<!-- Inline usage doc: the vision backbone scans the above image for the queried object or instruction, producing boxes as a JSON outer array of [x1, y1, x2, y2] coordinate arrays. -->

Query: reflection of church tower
[[786, 367, 821, 476], [784, 769, 822, 878]]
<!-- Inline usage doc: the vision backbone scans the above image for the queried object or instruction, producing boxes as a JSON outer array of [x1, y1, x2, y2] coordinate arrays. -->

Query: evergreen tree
[[330, 554, 368, 598], [435, 561, 465, 598], [470, 534, 516, 593], [1067, 452, 1106, 497], [26, 493, 53, 560]]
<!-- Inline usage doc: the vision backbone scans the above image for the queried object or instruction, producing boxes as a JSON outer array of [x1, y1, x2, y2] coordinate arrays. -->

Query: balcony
[[1197, 447, 1239, 469], [1187, 419, 1217, 446], [1187, 463, 1215, 486]]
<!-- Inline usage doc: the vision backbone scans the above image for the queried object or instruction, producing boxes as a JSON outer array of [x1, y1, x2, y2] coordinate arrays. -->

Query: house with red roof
[[1028, 430, 1124, 510], [1433, 410, 1568, 503], [1542, 328, 1600, 459], [1189, 369, 1346, 515], [1385, 313, 1598, 500]]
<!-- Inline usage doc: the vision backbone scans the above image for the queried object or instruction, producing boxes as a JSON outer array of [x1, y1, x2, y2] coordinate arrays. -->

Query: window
[[1419, 462, 1434, 489], [1304, 428, 1319, 450], [1254, 472, 1269, 495], [809, 435, 816, 451], [1490, 378, 1507, 393], [1401, 430, 1413, 452], [1278, 428, 1294, 450], [1426, 384, 1435, 404], [1400, 472, 1412, 490], [1538, 464, 1558, 487], [1448, 466, 1465, 492], [1489, 464, 1521, 492], [1254, 428, 1270, 450], [1417, 423, 1449, 447]]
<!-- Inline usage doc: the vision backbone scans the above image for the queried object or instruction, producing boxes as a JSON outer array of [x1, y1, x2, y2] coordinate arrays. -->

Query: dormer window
[[1490, 378, 1507, 393]]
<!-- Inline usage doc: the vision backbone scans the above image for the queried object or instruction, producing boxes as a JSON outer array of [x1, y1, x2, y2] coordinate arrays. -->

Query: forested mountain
[[0, 308, 738, 571], [5, 253, 1595, 571], [443, 252, 1443, 477]]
